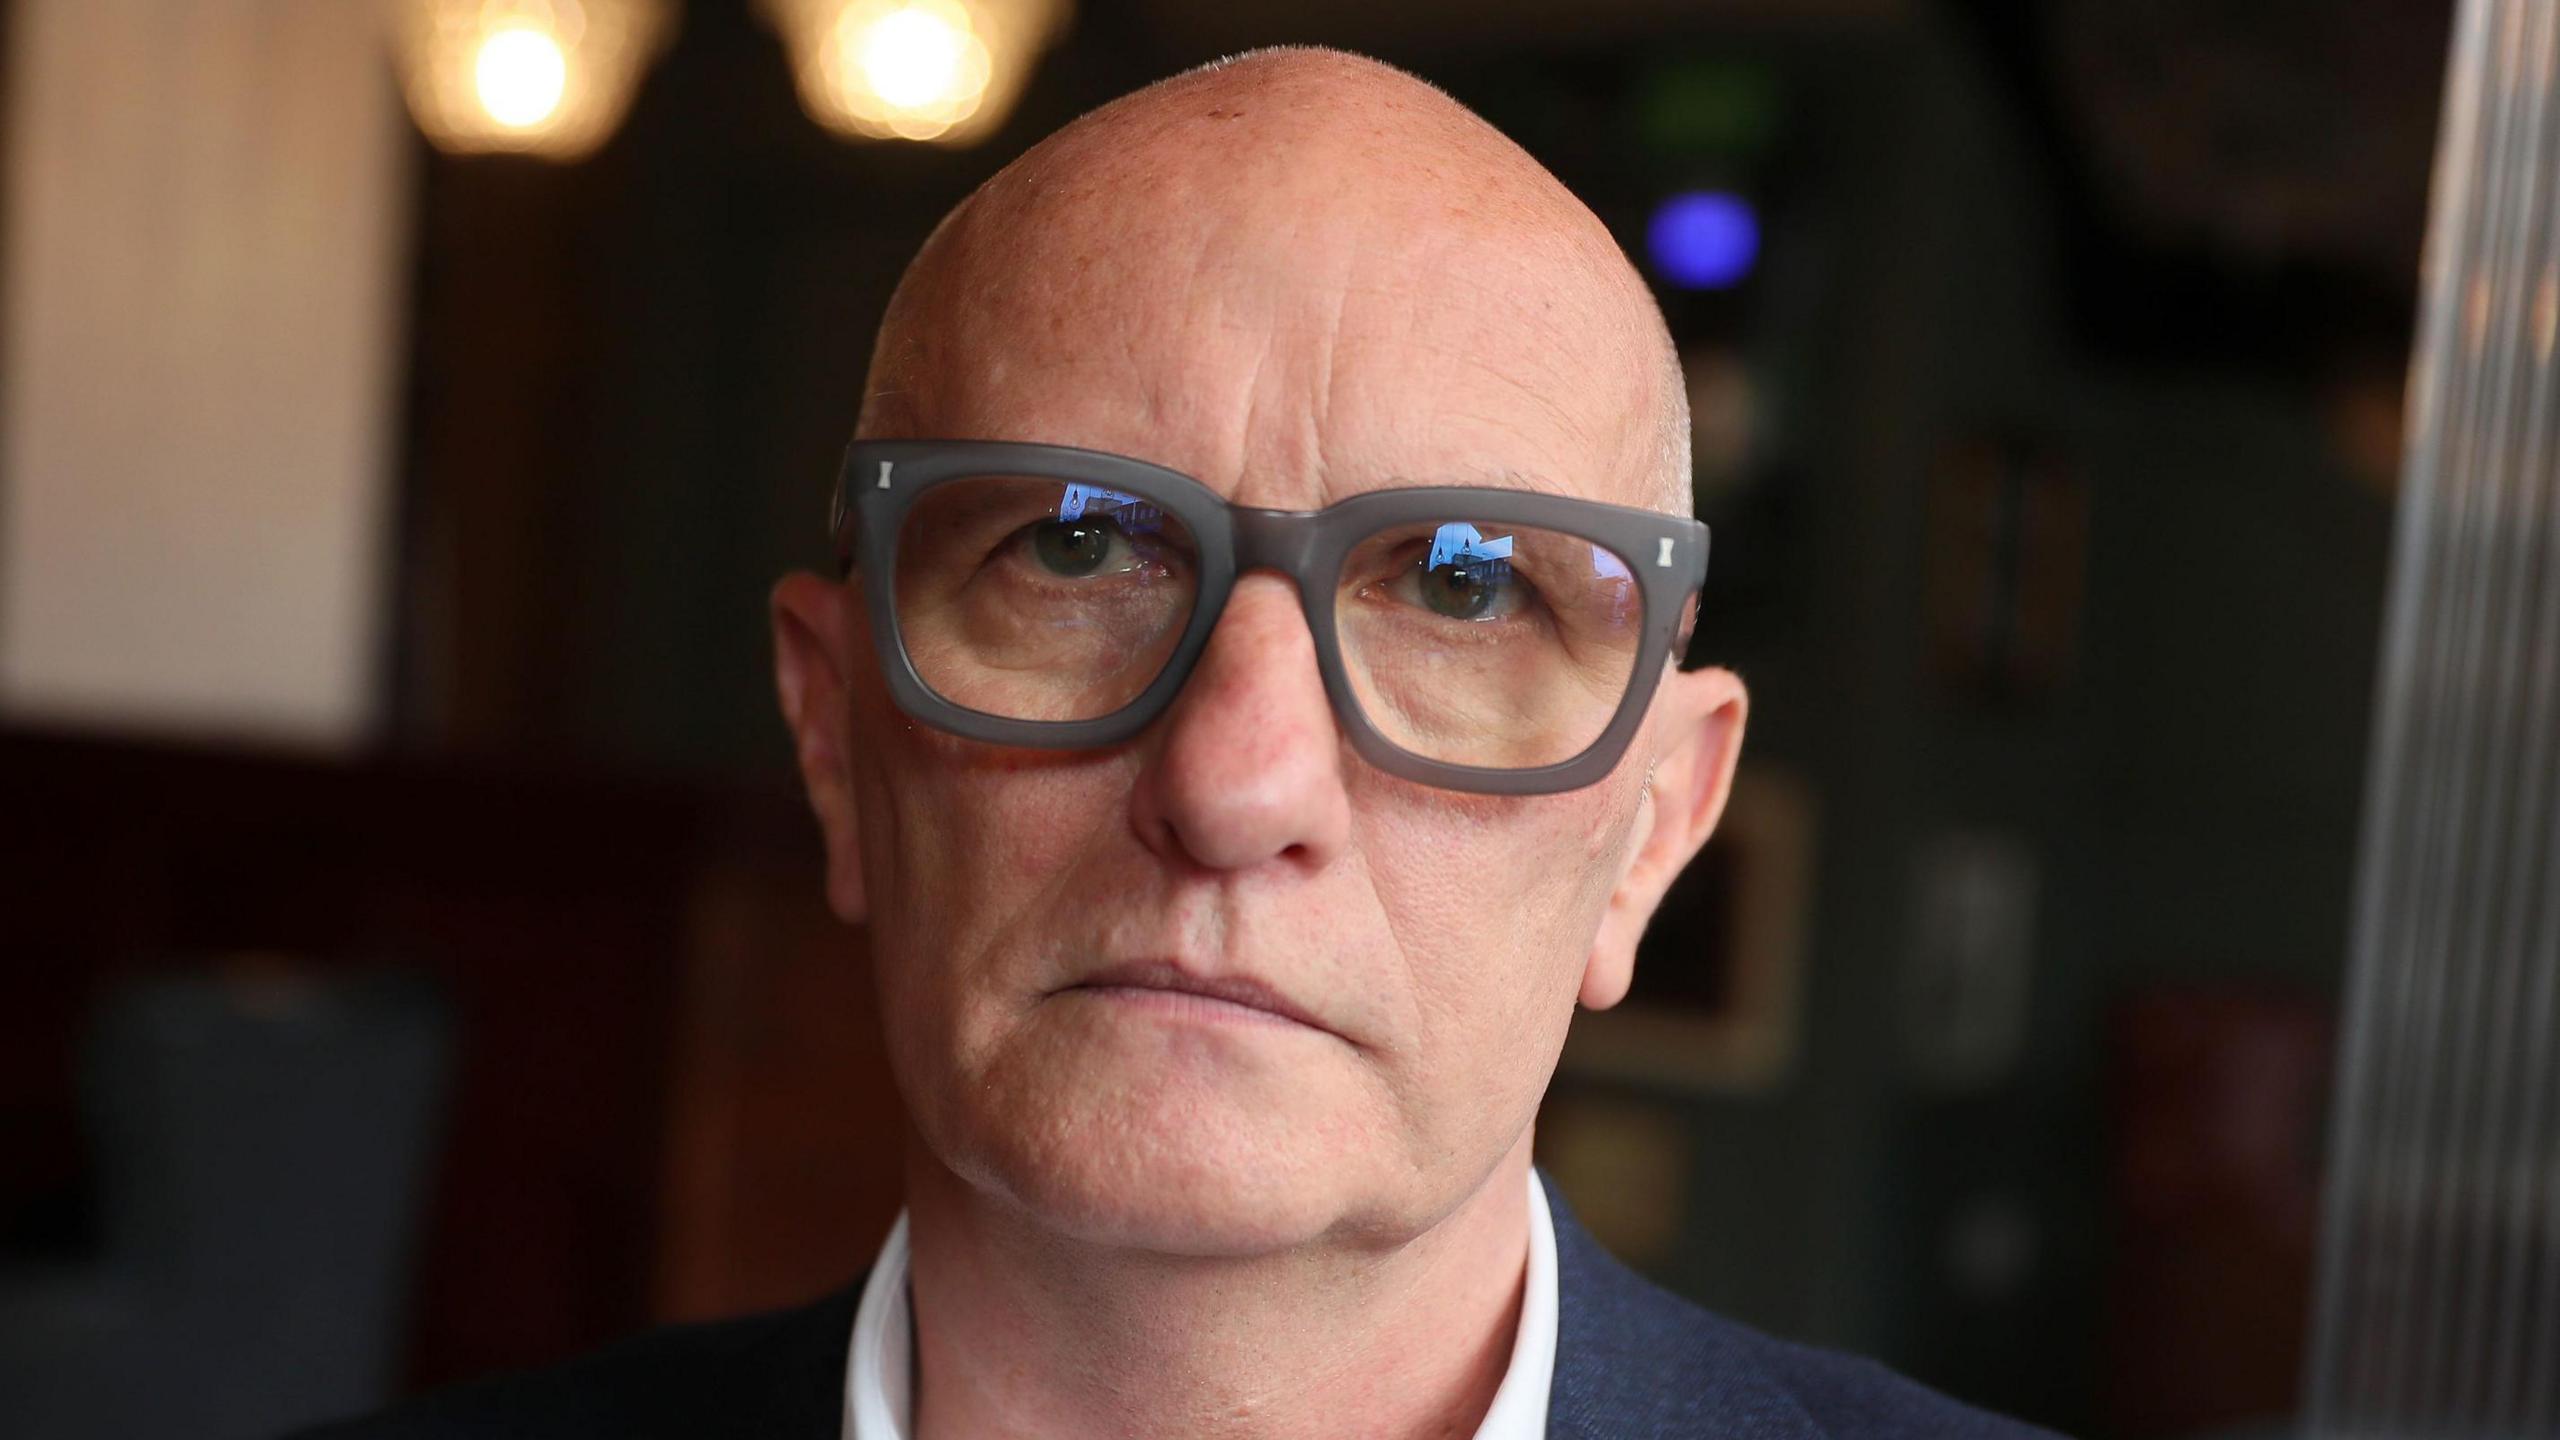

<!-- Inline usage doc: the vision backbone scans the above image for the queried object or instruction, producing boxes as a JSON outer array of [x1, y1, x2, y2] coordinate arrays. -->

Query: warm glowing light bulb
[[761, 0, 1063, 146], [399, 0, 672, 160], [858, 7, 969, 109], [474, 26, 569, 129]]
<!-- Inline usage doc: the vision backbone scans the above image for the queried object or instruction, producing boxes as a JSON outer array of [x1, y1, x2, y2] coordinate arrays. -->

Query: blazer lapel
[[1540, 1172, 1828, 1440]]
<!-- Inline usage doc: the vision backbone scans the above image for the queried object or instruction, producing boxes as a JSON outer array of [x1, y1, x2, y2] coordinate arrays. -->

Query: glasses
[[831, 440, 1709, 795]]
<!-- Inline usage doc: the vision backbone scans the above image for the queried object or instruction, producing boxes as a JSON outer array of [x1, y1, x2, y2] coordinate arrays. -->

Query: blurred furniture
[[0, 973, 448, 1439], [0, 728, 903, 1400], [2105, 990, 2329, 1436]]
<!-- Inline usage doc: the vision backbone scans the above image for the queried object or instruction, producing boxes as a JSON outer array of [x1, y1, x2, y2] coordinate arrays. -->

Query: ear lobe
[[1580, 666, 1748, 1011], [770, 572, 869, 925]]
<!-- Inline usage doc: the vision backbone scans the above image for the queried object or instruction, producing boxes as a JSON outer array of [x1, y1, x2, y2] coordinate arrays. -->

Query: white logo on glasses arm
[[876, 462, 894, 489], [1656, 537, 1675, 568]]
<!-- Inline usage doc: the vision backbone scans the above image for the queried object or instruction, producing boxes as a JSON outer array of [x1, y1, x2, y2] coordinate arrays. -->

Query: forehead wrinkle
[[1310, 285, 1618, 501], [1320, 202, 1655, 509]]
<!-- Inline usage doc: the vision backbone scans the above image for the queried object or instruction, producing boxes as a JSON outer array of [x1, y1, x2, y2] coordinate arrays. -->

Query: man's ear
[[771, 572, 869, 926], [1582, 666, 1748, 1010]]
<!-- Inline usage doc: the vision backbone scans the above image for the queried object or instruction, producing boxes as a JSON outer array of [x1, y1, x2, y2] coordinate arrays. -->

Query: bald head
[[860, 47, 1692, 516]]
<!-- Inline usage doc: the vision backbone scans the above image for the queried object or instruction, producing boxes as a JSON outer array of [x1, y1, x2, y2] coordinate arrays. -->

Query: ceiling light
[[760, 0, 1068, 146], [396, 0, 676, 161]]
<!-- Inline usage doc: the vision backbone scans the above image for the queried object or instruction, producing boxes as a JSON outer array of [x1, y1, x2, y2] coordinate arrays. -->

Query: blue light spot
[[1647, 192, 1759, 290]]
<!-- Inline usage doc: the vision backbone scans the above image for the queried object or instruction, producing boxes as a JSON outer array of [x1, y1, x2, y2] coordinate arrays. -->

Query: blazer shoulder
[[289, 1283, 861, 1440], [1541, 1173, 2062, 1440]]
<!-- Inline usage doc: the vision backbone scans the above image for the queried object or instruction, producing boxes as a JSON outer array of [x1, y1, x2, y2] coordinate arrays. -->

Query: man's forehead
[[865, 51, 1678, 512], [909, 272, 1635, 506]]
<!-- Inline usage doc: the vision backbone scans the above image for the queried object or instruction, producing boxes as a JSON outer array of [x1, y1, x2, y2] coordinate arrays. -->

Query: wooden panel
[[654, 846, 902, 1321]]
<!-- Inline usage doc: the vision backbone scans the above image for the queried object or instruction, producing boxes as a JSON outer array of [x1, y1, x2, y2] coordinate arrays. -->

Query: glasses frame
[[832, 439, 1709, 795]]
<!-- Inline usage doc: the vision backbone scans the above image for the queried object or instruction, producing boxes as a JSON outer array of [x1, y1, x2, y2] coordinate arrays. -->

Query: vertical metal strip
[[2306, 0, 2503, 1430], [2369, 2, 2529, 1422], [2419, 1, 2560, 1419], [2454, 12, 2560, 1426]]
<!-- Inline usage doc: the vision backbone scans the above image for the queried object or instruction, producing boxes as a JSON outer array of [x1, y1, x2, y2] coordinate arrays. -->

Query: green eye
[[1419, 560, 1502, 619], [1033, 520, 1115, 576]]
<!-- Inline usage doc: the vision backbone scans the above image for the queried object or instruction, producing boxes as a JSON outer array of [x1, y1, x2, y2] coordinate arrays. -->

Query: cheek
[[1359, 779, 1634, 974], [848, 696, 1136, 1048], [1352, 778, 1638, 1127], [853, 673, 1118, 893]]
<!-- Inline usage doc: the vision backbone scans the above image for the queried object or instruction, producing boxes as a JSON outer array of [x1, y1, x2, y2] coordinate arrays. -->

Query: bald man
[[310, 47, 2050, 1440]]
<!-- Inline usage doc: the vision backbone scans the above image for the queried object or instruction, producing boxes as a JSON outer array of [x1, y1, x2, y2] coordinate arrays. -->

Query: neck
[[901, 1137, 1536, 1440]]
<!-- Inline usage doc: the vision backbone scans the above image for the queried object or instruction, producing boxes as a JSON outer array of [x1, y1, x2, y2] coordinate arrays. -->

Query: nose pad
[[1127, 576, 1351, 873]]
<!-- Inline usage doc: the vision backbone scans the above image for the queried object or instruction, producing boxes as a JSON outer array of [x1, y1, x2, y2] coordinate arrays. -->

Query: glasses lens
[[894, 476, 1199, 722], [1335, 518, 1644, 769]]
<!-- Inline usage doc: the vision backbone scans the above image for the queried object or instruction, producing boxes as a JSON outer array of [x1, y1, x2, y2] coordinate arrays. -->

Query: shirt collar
[[843, 1168, 1558, 1439]]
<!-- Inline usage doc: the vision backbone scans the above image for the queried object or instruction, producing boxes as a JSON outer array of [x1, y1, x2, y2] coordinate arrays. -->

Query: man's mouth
[[1060, 960, 1334, 1035]]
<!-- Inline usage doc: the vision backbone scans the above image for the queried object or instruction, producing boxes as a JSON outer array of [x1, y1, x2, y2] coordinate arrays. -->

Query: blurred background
[[0, 0, 2447, 1434]]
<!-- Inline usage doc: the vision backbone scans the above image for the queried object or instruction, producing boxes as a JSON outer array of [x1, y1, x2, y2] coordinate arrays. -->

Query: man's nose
[[1128, 575, 1351, 875]]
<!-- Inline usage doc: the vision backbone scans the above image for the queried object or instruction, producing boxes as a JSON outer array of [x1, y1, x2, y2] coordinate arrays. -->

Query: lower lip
[[1068, 984, 1313, 1030]]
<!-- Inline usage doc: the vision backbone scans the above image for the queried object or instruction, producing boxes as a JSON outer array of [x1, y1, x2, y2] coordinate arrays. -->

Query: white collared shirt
[[843, 1169, 1558, 1439]]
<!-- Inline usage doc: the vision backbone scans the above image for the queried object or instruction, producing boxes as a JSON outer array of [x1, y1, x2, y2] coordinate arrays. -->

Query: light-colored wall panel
[[1, 0, 411, 748]]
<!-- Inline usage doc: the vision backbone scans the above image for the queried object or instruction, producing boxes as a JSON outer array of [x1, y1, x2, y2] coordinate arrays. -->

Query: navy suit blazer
[[301, 1176, 2058, 1439]]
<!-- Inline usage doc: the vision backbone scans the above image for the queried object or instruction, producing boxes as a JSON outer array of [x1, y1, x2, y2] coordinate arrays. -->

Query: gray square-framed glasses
[[831, 440, 1710, 795]]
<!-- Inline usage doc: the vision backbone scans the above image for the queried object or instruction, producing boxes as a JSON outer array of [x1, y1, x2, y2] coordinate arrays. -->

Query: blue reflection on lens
[[1428, 521, 1515, 569], [1058, 482, 1133, 521], [1059, 482, 1165, 535]]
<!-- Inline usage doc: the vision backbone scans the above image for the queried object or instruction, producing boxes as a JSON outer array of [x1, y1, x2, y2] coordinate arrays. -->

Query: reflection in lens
[[895, 476, 1198, 722], [1337, 520, 1643, 769]]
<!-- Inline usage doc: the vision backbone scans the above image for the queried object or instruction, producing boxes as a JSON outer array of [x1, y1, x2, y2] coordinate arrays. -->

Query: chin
[[998, 1135, 1347, 1257], [923, 1023, 1397, 1256]]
